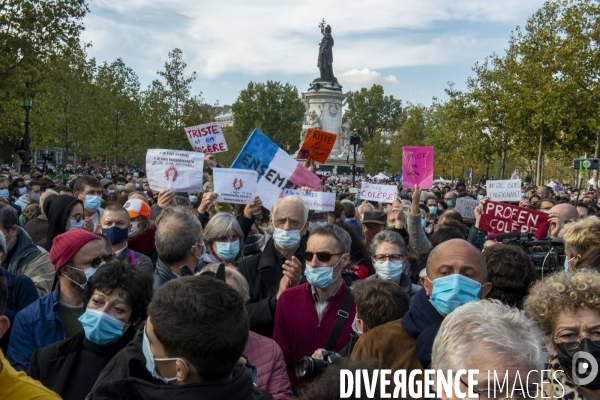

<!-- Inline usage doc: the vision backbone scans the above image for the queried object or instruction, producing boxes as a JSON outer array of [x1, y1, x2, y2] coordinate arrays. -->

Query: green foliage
[[231, 81, 304, 148]]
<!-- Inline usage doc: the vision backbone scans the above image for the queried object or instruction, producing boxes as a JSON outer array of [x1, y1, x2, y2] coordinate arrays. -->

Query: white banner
[[213, 168, 258, 204], [283, 189, 336, 211], [487, 179, 522, 202], [455, 198, 479, 219], [360, 182, 397, 203], [146, 149, 204, 192]]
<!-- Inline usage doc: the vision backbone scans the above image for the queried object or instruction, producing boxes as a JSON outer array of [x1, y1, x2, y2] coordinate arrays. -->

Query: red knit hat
[[50, 229, 102, 271]]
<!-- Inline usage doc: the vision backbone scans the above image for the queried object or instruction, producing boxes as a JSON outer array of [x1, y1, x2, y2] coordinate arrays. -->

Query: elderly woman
[[28, 261, 153, 400], [202, 212, 245, 267], [369, 230, 420, 301], [432, 299, 544, 399], [525, 269, 600, 399]]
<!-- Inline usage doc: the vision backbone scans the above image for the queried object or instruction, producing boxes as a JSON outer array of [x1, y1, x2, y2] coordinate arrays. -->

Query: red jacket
[[273, 282, 356, 389], [244, 331, 293, 400]]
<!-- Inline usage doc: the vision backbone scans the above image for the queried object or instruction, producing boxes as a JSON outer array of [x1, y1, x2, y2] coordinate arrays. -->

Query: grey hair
[[156, 207, 203, 265], [369, 230, 406, 257], [309, 224, 351, 253], [272, 195, 309, 223], [128, 191, 150, 202], [0, 230, 6, 256], [199, 263, 250, 302], [425, 239, 487, 280], [203, 213, 244, 253], [357, 202, 374, 214], [432, 299, 544, 377]]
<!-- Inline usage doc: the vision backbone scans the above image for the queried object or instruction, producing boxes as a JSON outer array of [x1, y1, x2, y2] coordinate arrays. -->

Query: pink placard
[[402, 146, 434, 189]]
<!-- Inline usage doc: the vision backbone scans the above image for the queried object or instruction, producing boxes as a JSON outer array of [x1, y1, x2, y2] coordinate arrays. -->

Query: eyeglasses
[[555, 329, 600, 350], [82, 257, 104, 268], [305, 251, 344, 263], [102, 254, 113, 263], [71, 213, 84, 222], [373, 254, 403, 263], [310, 214, 328, 223]]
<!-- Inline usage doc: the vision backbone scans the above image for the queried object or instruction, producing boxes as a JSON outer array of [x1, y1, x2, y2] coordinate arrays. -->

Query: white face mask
[[128, 221, 139, 237]]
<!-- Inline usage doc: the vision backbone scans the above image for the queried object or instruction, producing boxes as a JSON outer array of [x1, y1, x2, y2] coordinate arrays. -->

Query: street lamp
[[346, 130, 361, 185], [442, 169, 446, 179], [20, 80, 35, 173]]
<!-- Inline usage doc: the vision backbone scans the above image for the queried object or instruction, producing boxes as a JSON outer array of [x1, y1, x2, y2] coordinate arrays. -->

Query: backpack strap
[[324, 287, 353, 351], [129, 250, 136, 265]]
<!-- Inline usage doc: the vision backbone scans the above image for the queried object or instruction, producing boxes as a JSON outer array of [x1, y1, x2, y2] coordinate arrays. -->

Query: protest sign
[[146, 149, 204, 192], [297, 129, 337, 163], [185, 122, 228, 153], [213, 168, 258, 204], [360, 182, 397, 203], [402, 147, 434, 189], [486, 179, 522, 202], [479, 200, 550, 239], [231, 129, 321, 209], [283, 189, 336, 211], [455, 198, 479, 219], [348, 188, 359, 194]]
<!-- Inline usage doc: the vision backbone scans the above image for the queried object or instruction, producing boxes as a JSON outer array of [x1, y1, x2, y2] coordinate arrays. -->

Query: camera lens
[[295, 356, 329, 381]]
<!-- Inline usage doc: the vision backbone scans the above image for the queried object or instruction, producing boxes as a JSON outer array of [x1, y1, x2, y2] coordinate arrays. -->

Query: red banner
[[479, 200, 550, 240]]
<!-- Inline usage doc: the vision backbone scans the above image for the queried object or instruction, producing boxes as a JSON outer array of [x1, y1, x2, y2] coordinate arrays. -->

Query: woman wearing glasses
[[40, 194, 90, 252], [369, 230, 420, 302], [525, 269, 600, 399]]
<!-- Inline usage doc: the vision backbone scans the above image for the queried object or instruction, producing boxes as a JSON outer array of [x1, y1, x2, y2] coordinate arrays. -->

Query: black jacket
[[28, 328, 136, 400], [88, 329, 272, 400], [39, 195, 83, 252], [237, 236, 307, 338]]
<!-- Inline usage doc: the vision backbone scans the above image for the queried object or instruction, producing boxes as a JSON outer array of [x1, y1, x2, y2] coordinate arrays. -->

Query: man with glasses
[[239, 196, 308, 338], [7, 229, 106, 371], [273, 224, 356, 390]]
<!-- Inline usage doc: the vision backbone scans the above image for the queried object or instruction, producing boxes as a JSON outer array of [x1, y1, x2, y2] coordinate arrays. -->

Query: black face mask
[[556, 338, 600, 390]]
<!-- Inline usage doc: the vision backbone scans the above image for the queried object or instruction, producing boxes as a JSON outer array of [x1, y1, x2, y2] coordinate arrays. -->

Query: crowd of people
[[1, 159, 600, 399]]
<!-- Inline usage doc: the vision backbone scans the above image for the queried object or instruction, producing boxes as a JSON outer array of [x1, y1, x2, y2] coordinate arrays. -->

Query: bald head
[[426, 239, 487, 283], [550, 203, 579, 222]]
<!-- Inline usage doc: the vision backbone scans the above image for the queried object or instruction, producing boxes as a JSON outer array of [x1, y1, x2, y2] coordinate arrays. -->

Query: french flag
[[231, 129, 321, 209]]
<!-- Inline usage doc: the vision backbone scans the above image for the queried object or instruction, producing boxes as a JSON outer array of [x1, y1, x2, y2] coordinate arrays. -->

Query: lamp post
[[346, 131, 361, 186], [20, 80, 35, 173]]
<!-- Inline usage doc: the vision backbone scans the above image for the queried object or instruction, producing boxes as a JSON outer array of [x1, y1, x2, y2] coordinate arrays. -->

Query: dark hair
[[73, 175, 102, 195], [332, 201, 345, 220], [83, 261, 153, 323], [148, 276, 249, 381], [56, 185, 73, 194], [439, 210, 463, 224], [576, 247, 600, 273], [456, 182, 466, 191], [483, 245, 538, 308], [27, 180, 42, 191], [334, 221, 369, 264], [430, 226, 465, 248], [342, 201, 355, 219], [11, 178, 24, 189], [352, 279, 409, 330], [0, 268, 6, 316], [0, 203, 18, 230]]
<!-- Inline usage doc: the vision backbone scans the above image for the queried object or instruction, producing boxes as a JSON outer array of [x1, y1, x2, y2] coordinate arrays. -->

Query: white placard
[[213, 168, 258, 204], [146, 149, 204, 192], [348, 188, 359, 194], [185, 122, 228, 153], [455, 198, 479, 218], [283, 189, 336, 211], [487, 179, 522, 202], [359, 182, 397, 203]]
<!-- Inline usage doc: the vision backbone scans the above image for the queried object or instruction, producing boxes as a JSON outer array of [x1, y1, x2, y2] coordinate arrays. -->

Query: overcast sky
[[80, 0, 545, 108]]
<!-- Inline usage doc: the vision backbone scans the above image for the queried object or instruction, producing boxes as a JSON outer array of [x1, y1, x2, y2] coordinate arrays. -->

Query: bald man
[[549, 203, 579, 239], [351, 239, 491, 373]]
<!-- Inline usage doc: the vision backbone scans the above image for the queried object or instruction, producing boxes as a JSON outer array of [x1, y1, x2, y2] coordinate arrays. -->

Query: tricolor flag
[[231, 129, 321, 209]]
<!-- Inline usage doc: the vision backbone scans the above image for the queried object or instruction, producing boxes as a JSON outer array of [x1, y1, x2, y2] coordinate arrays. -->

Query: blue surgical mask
[[521, 193, 527, 198], [272, 228, 302, 250], [477, 194, 484, 201], [446, 200, 453, 207], [102, 226, 129, 245], [421, 219, 427, 228], [215, 241, 240, 261], [304, 257, 343, 289], [0, 189, 8, 199], [78, 308, 129, 345], [374, 260, 403, 282], [116, 185, 123, 191], [142, 327, 188, 384], [68, 219, 85, 230], [565, 256, 574, 272], [18, 187, 27, 195], [84, 195, 101, 212], [189, 195, 197, 204], [428, 206, 437, 215], [66, 183, 71, 189], [62, 262, 104, 289], [427, 274, 482, 316], [108, 189, 115, 194]]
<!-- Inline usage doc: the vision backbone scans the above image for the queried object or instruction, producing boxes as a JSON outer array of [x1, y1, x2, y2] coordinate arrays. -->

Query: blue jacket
[[6, 283, 67, 371], [0, 270, 39, 354]]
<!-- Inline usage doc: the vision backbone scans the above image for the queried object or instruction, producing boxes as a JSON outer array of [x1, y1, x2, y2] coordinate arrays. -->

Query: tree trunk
[[500, 143, 507, 179], [595, 130, 600, 189], [536, 128, 544, 186]]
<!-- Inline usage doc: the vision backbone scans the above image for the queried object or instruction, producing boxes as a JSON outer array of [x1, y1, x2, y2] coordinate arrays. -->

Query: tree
[[343, 84, 405, 143], [231, 81, 304, 147], [361, 131, 391, 175]]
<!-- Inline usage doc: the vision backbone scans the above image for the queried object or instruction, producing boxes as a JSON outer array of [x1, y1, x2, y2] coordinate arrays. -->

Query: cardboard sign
[[185, 122, 228, 153], [231, 129, 321, 209], [402, 147, 434, 189], [479, 200, 550, 239], [455, 198, 479, 219], [487, 179, 522, 202], [213, 168, 258, 204], [283, 189, 336, 211], [298, 129, 337, 163], [146, 149, 204, 192], [360, 182, 397, 203]]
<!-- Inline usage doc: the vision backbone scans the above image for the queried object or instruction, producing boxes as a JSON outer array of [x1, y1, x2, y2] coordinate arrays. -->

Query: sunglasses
[[305, 251, 344, 263]]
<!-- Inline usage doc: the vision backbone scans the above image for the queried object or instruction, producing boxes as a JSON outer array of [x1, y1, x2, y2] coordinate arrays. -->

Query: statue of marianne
[[317, 20, 335, 80]]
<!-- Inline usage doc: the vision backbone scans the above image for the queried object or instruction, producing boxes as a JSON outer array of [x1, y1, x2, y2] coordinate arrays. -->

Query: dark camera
[[295, 351, 342, 381]]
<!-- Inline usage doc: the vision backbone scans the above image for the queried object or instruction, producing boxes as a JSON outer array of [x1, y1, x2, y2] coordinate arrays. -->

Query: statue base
[[308, 78, 342, 93]]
